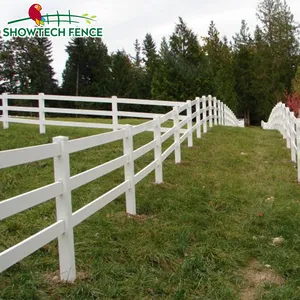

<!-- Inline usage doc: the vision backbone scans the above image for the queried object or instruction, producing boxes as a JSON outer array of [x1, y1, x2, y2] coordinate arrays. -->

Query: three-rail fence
[[0, 94, 243, 281], [262, 102, 300, 182]]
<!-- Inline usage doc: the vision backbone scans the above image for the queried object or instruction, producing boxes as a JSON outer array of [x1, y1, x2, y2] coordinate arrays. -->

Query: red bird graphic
[[28, 4, 45, 26]]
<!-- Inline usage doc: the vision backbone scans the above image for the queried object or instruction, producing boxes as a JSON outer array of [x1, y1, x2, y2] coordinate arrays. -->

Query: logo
[[2, 4, 103, 38]]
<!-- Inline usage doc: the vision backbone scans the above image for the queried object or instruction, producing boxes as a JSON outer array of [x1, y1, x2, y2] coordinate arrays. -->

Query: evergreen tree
[[169, 17, 202, 65], [292, 66, 300, 95], [203, 21, 238, 111], [256, 0, 299, 118], [133, 39, 142, 67], [152, 18, 207, 102], [142, 33, 158, 99], [0, 37, 57, 95], [62, 37, 112, 100], [233, 20, 256, 124]]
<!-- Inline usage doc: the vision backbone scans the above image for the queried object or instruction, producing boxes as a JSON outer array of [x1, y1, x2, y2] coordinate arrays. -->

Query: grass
[[1, 119, 300, 299]]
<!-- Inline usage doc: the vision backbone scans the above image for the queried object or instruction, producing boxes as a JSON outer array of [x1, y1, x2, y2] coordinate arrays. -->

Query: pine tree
[[133, 39, 142, 67], [62, 37, 112, 100], [0, 37, 57, 94], [142, 33, 158, 98], [203, 21, 237, 111], [111, 50, 135, 98], [233, 20, 255, 124], [169, 17, 202, 65]]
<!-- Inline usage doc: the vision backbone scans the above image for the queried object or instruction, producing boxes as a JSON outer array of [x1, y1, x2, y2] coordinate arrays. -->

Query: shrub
[[285, 92, 300, 117]]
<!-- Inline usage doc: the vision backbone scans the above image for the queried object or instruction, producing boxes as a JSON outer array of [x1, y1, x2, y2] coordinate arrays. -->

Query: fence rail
[[0, 94, 244, 282], [262, 102, 300, 181]]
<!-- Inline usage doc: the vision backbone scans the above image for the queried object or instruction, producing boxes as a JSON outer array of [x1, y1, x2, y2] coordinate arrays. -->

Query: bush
[[285, 92, 300, 117]]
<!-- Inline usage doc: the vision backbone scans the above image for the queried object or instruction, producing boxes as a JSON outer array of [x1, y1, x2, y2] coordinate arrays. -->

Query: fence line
[[0, 93, 244, 133], [0, 94, 243, 282], [262, 102, 300, 181]]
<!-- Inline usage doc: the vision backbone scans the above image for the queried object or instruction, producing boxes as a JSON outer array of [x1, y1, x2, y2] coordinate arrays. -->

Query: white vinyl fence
[[0, 94, 243, 282], [262, 102, 300, 181], [0, 93, 244, 133]]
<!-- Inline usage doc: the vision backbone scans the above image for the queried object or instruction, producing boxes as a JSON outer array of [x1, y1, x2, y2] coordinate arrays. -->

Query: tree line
[[1, 0, 299, 125]]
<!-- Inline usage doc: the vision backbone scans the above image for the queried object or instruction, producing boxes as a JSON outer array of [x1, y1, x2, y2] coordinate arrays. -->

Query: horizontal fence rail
[[0, 93, 244, 133], [0, 94, 243, 282], [262, 102, 300, 181]]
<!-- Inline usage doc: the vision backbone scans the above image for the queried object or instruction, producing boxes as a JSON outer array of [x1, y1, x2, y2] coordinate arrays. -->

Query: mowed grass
[[1, 119, 300, 299]]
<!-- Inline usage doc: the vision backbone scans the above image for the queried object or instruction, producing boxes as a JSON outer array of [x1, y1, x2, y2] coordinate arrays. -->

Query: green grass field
[[1, 119, 300, 299]]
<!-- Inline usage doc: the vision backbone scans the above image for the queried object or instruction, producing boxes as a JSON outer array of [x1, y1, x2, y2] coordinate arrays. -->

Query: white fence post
[[112, 96, 119, 131], [39, 93, 46, 134], [2, 93, 9, 129], [53, 136, 76, 282], [187, 100, 193, 147], [224, 104, 228, 126], [219, 101, 222, 125], [213, 97, 217, 125], [196, 97, 201, 139], [286, 107, 291, 149], [217, 100, 221, 125], [222, 103, 225, 125], [154, 117, 163, 184], [297, 120, 300, 182], [208, 95, 213, 127], [202, 96, 207, 133], [173, 106, 181, 164], [282, 103, 287, 139], [123, 125, 136, 215], [290, 111, 296, 163]]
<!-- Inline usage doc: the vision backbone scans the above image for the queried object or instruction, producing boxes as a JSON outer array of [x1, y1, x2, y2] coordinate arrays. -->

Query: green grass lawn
[[1, 119, 300, 299]]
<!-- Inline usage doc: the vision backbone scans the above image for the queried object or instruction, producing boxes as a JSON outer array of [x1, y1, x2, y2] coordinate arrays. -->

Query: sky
[[1, 0, 300, 84]]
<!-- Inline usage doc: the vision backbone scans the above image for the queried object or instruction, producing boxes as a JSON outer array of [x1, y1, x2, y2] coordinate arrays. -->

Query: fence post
[[2, 93, 9, 129], [38, 93, 46, 134], [123, 125, 136, 215], [154, 117, 163, 184], [187, 100, 193, 147], [290, 111, 296, 163], [196, 97, 201, 139], [208, 95, 213, 127], [286, 107, 291, 149], [224, 104, 227, 126], [217, 100, 221, 125], [297, 120, 300, 182], [112, 96, 119, 131], [202, 96, 207, 133], [280, 103, 285, 138], [219, 101, 222, 125], [223, 104, 226, 126], [213, 97, 217, 125], [53, 136, 76, 282], [173, 106, 181, 164]]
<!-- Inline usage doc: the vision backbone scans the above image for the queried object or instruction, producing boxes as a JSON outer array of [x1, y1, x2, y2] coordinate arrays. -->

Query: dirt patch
[[106, 212, 154, 223], [241, 260, 285, 300], [179, 161, 190, 167], [44, 271, 89, 284], [126, 213, 154, 223], [151, 181, 178, 189]]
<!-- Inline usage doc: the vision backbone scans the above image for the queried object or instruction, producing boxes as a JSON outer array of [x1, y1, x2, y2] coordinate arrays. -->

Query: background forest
[[1, 0, 300, 125]]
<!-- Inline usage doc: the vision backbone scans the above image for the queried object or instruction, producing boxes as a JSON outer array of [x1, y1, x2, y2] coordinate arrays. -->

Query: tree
[[0, 37, 57, 95], [169, 17, 202, 65], [142, 33, 159, 98], [256, 0, 299, 117], [111, 50, 135, 98], [152, 18, 207, 103], [133, 39, 142, 67], [203, 21, 238, 112], [292, 66, 300, 94], [62, 37, 112, 100], [233, 20, 256, 124]]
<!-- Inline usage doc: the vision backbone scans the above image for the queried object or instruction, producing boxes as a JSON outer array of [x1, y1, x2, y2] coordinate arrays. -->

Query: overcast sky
[[1, 0, 300, 84]]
